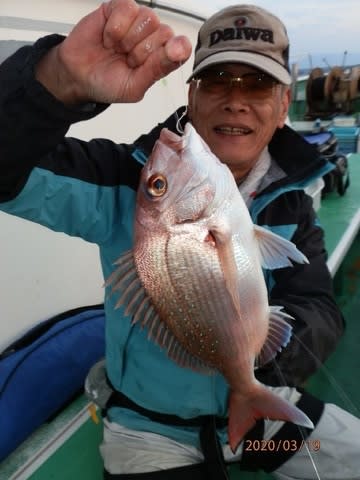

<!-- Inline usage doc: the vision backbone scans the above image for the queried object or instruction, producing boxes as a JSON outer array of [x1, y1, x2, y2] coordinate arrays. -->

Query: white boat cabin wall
[[0, 0, 206, 351]]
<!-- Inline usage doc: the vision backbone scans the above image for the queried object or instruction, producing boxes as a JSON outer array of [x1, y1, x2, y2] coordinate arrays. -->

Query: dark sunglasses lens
[[196, 71, 277, 98], [198, 71, 230, 91], [243, 73, 276, 92]]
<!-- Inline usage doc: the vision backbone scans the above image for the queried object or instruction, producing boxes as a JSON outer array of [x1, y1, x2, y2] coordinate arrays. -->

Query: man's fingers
[[144, 36, 192, 84], [102, 0, 191, 81], [120, 6, 161, 52], [164, 36, 192, 64], [119, 36, 191, 102], [126, 23, 174, 68], [103, 1, 159, 52], [132, 36, 192, 92], [102, 0, 139, 49]]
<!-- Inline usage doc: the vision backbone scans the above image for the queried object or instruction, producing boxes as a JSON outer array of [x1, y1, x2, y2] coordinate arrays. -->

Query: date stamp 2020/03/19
[[244, 439, 321, 453]]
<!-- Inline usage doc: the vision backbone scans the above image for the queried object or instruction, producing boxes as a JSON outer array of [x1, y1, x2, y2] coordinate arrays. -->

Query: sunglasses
[[193, 70, 279, 99]]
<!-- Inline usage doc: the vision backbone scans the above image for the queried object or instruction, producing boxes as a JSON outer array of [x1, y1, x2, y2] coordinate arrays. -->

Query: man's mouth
[[214, 126, 252, 135]]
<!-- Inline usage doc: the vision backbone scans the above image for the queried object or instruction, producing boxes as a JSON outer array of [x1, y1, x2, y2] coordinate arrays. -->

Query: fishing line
[[270, 332, 360, 478], [268, 332, 359, 419], [174, 59, 189, 134], [291, 332, 360, 417], [175, 106, 187, 134], [297, 426, 322, 480], [266, 361, 322, 478], [178, 55, 196, 135], [272, 333, 360, 478], [160, 59, 189, 134]]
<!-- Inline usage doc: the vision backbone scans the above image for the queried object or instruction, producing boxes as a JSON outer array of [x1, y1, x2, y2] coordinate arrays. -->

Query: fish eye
[[147, 174, 167, 197]]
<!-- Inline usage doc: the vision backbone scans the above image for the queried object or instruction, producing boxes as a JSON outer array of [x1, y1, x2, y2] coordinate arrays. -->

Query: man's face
[[187, 63, 290, 183]]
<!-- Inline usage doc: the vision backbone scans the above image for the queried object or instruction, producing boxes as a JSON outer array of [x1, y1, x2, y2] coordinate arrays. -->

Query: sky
[[178, 0, 360, 69]]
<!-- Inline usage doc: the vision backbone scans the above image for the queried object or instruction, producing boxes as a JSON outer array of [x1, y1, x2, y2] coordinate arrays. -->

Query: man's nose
[[223, 88, 251, 112]]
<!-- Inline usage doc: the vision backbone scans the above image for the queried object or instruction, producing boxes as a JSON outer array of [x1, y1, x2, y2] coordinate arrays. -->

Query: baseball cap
[[188, 4, 291, 85]]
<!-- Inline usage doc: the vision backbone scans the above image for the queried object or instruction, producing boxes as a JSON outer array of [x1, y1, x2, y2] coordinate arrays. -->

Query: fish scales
[[136, 235, 216, 361], [166, 235, 240, 365]]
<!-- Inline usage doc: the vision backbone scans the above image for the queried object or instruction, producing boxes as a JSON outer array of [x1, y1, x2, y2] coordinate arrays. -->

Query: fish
[[106, 122, 314, 452]]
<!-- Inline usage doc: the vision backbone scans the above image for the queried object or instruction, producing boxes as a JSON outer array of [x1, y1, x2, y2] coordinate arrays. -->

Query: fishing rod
[[137, 1, 206, 22]]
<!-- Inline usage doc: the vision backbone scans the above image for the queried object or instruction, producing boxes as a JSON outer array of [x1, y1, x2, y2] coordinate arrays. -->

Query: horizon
[[292, 52, 360, 71], [179, 0, 360, 61]]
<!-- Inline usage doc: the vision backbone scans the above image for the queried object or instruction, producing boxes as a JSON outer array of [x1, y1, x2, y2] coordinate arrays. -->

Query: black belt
[[105, 382, 228, 429], [104, 378, 229, 479]]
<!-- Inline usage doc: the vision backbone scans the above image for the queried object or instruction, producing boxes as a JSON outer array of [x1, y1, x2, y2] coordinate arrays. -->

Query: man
[[0, 1, 359, 478]]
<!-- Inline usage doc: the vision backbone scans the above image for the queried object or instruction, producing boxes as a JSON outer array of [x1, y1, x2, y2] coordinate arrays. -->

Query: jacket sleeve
[[255, 192, 345, 387], [0, 35, 141, 244]]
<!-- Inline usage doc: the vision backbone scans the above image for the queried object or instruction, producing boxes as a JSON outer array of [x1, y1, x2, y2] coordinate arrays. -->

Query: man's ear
[[187, 82, 196, 120], [278, 87, 291, 128]]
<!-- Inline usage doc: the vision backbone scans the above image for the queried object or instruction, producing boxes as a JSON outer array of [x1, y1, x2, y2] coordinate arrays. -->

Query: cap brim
[[188, 51, 291, 85]]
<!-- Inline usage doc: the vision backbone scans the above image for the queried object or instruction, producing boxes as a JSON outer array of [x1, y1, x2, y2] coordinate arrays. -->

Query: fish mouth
[[214, 125, 253, 136]]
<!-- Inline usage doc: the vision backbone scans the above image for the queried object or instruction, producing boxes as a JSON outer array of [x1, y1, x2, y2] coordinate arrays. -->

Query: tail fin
[[228, 385, 314, 453]]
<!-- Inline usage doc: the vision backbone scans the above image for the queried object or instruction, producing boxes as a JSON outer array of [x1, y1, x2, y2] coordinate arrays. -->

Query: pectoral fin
[[256, 306, 293, 367], [209, 226, 243, 320], [254, 225, 309, 270]]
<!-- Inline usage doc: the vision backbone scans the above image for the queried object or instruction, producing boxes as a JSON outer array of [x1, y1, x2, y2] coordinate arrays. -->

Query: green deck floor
[[27, 417, 104, 480], [307, 233, 360, 412]]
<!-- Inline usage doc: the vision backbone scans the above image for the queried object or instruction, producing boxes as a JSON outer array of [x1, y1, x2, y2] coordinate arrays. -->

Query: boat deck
[[318, 153, 360, 276], [2, 156, 360, 480]]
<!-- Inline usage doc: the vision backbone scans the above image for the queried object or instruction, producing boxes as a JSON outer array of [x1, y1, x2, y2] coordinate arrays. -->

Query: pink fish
[[106, 123, 313, 452]]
